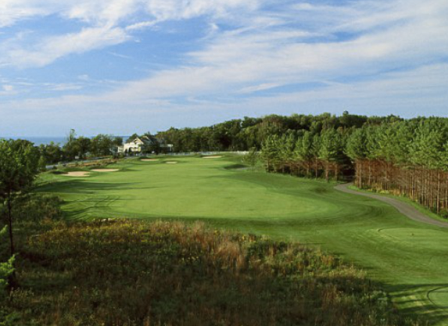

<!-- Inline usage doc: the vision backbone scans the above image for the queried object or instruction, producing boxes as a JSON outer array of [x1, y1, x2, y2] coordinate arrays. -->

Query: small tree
[[38, 155, 47, 172], [0, 140, 39, 255], [0, 226, 15, 293], [242, 147, 259, 167]]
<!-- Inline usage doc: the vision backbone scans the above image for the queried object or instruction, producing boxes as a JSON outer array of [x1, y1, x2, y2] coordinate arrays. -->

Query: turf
[[38, 156, 448, 325]]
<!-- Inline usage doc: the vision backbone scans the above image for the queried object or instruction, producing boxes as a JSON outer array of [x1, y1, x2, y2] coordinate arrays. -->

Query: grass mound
[[3, 220, 416, 326]]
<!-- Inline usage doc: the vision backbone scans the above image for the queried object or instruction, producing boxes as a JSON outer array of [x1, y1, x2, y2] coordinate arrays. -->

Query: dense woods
[[155, 112, 369, 152], [255, 114, 448, 218]]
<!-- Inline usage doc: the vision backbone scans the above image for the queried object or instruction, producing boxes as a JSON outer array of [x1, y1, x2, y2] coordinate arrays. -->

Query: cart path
[[335, 183, 448, 229]]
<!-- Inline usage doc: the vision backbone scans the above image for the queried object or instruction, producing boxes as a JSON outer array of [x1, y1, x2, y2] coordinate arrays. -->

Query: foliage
[[242, 147, 259, 167], [10, 194, 63, 223], [39, 142, 63, 164], [255, 115, 448, 216], [156, 112, 369, 152], [90, 134, 115, 157], [0, 254, 15, 294], [0, 139, 40, 255], [37, 156, 46, 172], [3, 220, 418, 326]]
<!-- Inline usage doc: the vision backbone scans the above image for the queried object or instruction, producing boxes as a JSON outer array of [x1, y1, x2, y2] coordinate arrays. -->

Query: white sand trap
[[141, 159, 159, 162], [165, 161, 178, 164], [64, 171, 90, 177], [202, 156, 222, 159], [91, 169, 119, 172]]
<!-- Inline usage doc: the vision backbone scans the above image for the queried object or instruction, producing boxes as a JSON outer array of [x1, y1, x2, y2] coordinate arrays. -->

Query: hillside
[[1, 219, 416, 326]]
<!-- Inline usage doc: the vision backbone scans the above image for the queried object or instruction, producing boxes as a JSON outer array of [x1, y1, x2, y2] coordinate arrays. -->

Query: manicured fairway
[[38, 156, 448, 325]]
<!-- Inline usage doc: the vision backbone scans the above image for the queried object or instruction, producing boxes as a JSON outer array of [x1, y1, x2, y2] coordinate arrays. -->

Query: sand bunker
[[91, 169, 119, 172], [63, 171, 90, 177], [202, 156, 222, 159], [165, 161, 178, 164], [141, 159, 159, 162]]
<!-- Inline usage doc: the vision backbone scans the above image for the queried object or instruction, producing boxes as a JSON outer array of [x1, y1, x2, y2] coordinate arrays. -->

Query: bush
[[11, 195, 63, 223], [242, 147, 259, 167], [0, 255, 15, 294]]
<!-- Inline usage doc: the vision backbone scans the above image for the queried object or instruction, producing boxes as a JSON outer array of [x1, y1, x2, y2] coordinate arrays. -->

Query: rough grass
[[36, 156, 448, 325], [2, 220, 419, 326]]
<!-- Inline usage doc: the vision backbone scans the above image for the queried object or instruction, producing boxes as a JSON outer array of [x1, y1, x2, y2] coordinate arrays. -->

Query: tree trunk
[[7, 195, 14, 256], [437, 171, 441, 214]]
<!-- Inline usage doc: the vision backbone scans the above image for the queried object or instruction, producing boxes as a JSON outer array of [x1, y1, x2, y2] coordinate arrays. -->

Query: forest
[[258, 115, 448, 218]]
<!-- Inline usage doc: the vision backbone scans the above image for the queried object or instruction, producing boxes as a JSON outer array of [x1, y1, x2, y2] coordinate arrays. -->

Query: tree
[[346, 128, 368, 187], [112, 136, 123, 147], [90, 135, 114, 157], [38, 155, 47, 172], [294, 131, 314, 177], [0, 140, 39, 255], [63, 129, 78, 160], [261, 135, 281, 172], [75, 136, 91, 159], [243, 147, 259, 167], [42, 142, 63, 164], [318, 129, 344, 182]]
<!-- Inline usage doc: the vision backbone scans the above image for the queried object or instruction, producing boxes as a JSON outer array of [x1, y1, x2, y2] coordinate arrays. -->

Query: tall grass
[[1, 219, 420, 326]]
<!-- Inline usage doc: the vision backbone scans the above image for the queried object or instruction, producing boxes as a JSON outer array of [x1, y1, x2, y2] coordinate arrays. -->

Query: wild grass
[[1, 219, 420, 326]]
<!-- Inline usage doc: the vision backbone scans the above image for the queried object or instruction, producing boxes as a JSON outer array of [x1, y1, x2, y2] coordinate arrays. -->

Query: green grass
[[38, 156, 448, 325], [348, 185, 448, 224]]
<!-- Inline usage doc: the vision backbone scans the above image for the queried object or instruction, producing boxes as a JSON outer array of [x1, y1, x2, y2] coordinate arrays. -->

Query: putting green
[[38, 156, 448, 325]]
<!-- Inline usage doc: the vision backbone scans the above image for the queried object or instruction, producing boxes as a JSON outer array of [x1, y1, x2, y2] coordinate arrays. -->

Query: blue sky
[[0, 0, 447, 136]]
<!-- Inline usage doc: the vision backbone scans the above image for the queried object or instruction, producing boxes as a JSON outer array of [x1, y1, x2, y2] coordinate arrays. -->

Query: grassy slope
[[38, 156, 448, 325], [9, 220, 408, 326]]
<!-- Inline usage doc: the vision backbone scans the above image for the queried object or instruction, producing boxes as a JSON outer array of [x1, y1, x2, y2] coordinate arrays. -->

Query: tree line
[[37, 112, 372, 164], [258, 115, 448, 218], [39, 129, 124, 165], [155, 112, 370, 152]]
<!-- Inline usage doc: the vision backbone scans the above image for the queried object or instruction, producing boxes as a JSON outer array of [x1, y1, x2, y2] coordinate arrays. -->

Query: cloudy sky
[[1, 0, 447, 136]]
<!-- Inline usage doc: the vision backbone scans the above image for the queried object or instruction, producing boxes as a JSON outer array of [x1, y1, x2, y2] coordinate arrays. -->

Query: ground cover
[[37, 156, 448, 325], [4, 220, 413, 325]]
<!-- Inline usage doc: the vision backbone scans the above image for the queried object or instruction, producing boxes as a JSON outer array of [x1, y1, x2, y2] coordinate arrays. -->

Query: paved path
[[335, 183, 448, 229]]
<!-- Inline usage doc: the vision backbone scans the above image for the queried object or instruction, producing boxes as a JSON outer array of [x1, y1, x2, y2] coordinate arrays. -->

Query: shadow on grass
[[382, 283, 448, 325], [36, 179, 156, 194]]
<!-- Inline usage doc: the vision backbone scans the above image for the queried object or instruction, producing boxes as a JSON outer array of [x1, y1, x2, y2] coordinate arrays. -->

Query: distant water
[[0, 136, 130, 146]]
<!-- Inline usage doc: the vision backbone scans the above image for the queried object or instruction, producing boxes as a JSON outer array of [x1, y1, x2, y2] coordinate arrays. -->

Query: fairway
[[38, 156, 448, 325]]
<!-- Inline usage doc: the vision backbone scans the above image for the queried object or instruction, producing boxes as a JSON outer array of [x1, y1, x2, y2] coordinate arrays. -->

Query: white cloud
[[2, 85, 14, 92], [0, 0, 263, 68], [0, 84, 17, 96], [239, 83, 281, 94], [3, 26, 129, 68], [88, 0, 447, 103]]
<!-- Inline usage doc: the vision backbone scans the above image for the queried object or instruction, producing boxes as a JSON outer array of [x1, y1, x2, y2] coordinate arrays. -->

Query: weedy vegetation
[[0, 216, 422, 326]]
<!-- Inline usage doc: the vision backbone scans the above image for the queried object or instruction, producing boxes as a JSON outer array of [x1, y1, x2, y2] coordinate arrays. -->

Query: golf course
[[38, 155, 448, 325]]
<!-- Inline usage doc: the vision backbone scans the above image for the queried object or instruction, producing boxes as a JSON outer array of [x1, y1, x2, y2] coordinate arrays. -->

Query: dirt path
[[335, 183, 448, 229]]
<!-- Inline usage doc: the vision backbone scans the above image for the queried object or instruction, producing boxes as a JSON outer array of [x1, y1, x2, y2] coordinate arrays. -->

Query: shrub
[[11, 195, 63, 223], [0, 255, 15, 294], [242, 147, 259, 167]]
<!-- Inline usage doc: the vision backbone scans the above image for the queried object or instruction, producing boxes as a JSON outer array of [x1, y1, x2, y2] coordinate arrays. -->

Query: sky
[[0, 0, 448, 137]]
